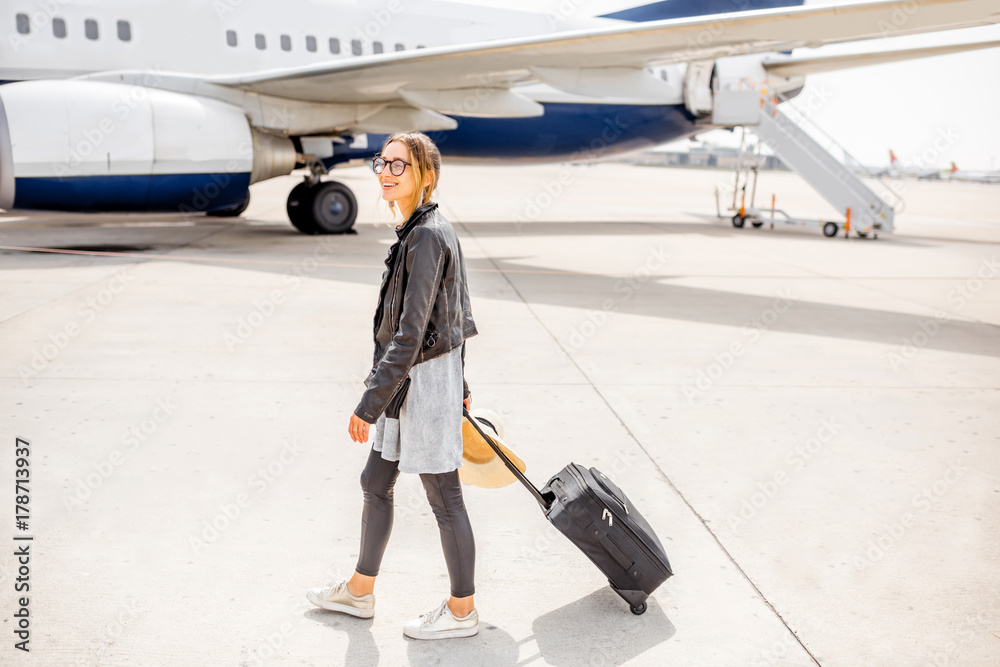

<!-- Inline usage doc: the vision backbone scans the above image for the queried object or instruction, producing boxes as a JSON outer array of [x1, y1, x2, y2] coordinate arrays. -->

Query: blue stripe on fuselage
[[12, 172, 251, 213], [325, 102, 701, 167], [599, 0, 804, 22]]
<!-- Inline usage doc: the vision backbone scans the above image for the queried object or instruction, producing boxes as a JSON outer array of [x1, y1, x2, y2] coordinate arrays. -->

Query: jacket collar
[[395, 202, 438, 240]]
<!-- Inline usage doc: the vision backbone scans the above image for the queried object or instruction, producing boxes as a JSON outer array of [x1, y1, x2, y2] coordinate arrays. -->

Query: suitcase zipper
[[565, 465, 670, 578]]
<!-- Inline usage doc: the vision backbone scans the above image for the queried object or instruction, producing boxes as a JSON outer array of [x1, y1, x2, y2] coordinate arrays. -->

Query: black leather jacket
[[354, 203, 478, 423]]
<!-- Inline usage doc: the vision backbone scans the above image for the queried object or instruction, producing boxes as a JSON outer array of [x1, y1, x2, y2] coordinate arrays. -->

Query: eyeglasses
[[372, 156, 411, 176]]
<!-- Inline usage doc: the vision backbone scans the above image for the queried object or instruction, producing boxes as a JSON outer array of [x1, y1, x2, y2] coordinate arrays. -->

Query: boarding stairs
[[712, 87, 902, 238]]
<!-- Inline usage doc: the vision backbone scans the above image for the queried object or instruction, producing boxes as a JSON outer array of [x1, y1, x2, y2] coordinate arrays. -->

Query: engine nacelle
[[0, 80, 294, 213]]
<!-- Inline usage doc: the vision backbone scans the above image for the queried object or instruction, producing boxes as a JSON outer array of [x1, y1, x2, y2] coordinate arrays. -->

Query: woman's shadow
[[304, 608, 380, 667], [405, 621, 521, 666], [406, 587, 673, 667]]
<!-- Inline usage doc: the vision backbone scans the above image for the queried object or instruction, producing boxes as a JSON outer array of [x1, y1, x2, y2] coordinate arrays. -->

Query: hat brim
[[459, 415, 526, 489]]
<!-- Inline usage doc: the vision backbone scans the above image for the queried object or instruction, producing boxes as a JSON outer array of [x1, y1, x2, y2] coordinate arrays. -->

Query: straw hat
[[459, 408, 526, 489]]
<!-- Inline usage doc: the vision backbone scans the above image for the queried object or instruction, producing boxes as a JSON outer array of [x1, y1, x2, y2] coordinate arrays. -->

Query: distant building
[[616, 145, 787, 170]]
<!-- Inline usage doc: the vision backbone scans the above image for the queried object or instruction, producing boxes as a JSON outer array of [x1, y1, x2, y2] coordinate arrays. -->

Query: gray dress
[[371, 345, 464, 474]]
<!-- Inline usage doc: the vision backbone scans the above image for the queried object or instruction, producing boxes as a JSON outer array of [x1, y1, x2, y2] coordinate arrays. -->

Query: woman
[[307, 132, 480, 640]]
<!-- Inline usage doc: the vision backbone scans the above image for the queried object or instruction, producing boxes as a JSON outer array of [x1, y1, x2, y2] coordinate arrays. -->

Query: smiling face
[[375, 133, 441, 222], [378, 141, 419, 215]]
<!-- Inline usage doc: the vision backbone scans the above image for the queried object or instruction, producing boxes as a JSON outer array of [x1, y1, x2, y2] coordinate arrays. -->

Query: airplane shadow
[[2, 217, 998, 359]]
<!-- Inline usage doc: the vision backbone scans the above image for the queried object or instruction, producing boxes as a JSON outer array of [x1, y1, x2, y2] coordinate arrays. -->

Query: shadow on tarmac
[[3, 218, 998, 359], [527, 587, 674, 666], [401, 587, 674, 666], [405, 622, 520, 666], [303, 608, 380, 666]]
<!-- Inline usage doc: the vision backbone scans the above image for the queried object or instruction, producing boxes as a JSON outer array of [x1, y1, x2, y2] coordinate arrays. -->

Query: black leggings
[[355, 447, 476, 598]]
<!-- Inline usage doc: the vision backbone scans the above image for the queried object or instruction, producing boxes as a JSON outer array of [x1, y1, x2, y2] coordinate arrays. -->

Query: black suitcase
[[463, 409, 673, 615]]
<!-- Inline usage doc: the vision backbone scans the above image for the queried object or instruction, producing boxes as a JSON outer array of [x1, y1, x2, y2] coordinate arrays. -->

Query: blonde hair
[[379, 132, 441, 218]]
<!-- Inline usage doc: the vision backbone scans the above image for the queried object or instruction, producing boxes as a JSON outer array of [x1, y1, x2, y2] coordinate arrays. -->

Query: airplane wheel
[[286, 182, 318, 234], [207, 192, 250, 217], [309, 181, 358, 234], [751, 220, 764, 228], [731, 214, 746, 228], [822, 222, 839, 238]]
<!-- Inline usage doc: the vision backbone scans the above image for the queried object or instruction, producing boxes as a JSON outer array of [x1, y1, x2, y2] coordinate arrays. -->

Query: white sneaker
[[306, 580, 375, 619], [403, 599, 479, 640]]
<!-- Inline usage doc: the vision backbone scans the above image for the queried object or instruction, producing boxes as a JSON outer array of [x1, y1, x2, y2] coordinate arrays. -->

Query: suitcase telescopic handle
[[463, 407, 549, 509]]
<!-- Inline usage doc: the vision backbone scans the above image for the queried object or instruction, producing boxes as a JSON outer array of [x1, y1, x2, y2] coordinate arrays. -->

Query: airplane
[[944, 161, 1000, 183], [1, 0, 999, 234], [875, 148, 946, 179]]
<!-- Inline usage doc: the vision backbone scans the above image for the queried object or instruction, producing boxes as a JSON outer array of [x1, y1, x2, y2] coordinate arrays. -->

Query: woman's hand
[[348, 413, 372, 443], [463, 396, 471, 411]]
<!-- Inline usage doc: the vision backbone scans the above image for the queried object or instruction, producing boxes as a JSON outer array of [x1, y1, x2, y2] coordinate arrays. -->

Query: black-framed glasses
[[372, 156, 411, 176]]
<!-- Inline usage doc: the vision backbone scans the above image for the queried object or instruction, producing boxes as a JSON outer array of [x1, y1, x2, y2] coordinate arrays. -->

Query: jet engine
[[0, 80, 295, 214]]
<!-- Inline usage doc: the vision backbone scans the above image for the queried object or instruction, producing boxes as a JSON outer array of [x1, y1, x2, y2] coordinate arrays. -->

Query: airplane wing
[[763, 39, 1000, 76], [210, 0, 1000, 105]]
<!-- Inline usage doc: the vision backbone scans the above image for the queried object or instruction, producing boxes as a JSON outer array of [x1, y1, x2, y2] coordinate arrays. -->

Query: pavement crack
[[456, 219, 823, 666]]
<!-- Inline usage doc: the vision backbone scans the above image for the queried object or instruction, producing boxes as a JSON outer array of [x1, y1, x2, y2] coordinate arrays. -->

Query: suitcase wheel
[[630, 602, 647, 616]]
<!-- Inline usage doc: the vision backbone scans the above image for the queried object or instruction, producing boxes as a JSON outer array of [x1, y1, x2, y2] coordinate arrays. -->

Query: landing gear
[[286, 179, 358, 234], [206, 192, 251, 218], [822, 222, 839, 238]]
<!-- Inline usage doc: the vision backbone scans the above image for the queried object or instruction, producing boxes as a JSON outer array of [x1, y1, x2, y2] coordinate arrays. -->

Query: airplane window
[[15, 13, 29, 34], [280, 34, 291, 51], [117, 20, 131, 41], [53, 17, 66, 38], [255, 33, 266, 50], [226, 30, 237, 47], [306, 35, 317, 52], [85, 19, 98, 40], [395, 43, 404, 51], [329, 37, 340, 54], [373, 41, 383, 54], [351, 39, 362, 56], [416, 45, 426, 49]]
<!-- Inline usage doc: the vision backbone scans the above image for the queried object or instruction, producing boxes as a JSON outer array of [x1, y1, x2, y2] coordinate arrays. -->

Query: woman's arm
[[353, 226, 447, 424]]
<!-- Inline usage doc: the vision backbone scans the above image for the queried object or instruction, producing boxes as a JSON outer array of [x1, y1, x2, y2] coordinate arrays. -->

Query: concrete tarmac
[[1, 163, 998, 666]]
